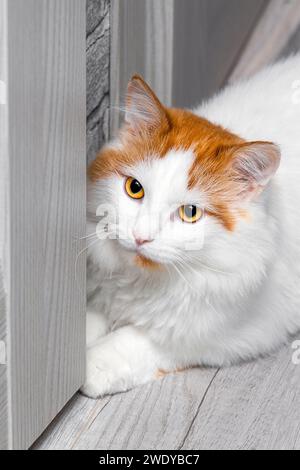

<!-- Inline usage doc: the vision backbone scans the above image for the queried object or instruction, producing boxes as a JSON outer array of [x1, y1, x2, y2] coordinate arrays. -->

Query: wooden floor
[[33, 345, 300, 450], [33, 1, 300, 451]]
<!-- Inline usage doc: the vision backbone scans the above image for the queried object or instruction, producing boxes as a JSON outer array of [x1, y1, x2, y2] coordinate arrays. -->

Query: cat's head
[[88, 75, 280, 272]]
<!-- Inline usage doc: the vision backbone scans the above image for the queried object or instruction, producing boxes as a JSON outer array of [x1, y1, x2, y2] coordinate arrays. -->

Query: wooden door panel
[[0, 0, 86, 449]]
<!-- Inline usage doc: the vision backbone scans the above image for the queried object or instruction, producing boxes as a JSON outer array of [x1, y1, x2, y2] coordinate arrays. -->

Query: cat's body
[[83, 55, 300, 398]]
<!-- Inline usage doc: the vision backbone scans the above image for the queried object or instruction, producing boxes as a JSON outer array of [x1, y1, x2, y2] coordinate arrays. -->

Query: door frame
[[0, 0, 86, 450]]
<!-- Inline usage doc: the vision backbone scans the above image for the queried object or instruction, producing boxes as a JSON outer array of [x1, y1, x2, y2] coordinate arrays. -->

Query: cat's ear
[[125, 75, 170, 135], [231, 141, 281, 200]]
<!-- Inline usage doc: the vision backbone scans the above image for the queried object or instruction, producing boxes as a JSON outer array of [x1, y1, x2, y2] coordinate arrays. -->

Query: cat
[[82, 55, 300, 398]]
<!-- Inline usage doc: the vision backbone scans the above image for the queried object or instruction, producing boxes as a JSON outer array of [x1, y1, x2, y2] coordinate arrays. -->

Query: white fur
[[82, 56, 300, 398]]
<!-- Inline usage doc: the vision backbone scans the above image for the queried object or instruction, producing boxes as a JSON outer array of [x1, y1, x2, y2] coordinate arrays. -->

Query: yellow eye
[[125, 177, 144, 199], [178, 205, 203, 223]]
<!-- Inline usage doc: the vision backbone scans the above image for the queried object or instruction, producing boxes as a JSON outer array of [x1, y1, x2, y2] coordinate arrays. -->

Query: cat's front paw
[[80, 356, 111, 399], [80, 341, 133, 399]]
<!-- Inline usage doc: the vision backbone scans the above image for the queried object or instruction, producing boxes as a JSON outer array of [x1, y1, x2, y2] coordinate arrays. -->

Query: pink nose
[[135, 237, 153, 246]]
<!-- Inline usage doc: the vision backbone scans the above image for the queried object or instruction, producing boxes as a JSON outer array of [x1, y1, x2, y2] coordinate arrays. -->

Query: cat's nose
[[134, 237, 153, 246]]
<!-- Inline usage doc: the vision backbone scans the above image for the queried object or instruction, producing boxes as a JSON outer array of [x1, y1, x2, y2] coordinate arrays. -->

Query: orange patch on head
[[89, 75, 280, 231], [205, 207, 237, 232]]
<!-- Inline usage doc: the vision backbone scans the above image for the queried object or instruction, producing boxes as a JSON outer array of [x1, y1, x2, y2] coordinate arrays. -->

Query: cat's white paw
[[81, 341, 133, 398], [80, 358, 113, 398], [81, 326, 168, 399]]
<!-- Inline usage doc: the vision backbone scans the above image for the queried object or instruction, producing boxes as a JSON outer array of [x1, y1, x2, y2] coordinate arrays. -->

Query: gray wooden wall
[[0, 0, 8, 451], [110, 0, 174, 133], [172, 0, 267, 107], [281, 22, 300, 56], [0, 268, 7, 451], [87, 0, 110, 164], [110, 0, 266, 133]]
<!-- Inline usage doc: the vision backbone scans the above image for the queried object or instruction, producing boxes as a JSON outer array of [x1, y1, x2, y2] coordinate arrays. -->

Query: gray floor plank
[[182, 345, 300, 450], [33, 368, 217, 450], [32, 394, 111, 450]]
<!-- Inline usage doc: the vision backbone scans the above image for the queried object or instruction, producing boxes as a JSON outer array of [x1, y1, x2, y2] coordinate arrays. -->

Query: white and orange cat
[[83, 55, 300, 398]]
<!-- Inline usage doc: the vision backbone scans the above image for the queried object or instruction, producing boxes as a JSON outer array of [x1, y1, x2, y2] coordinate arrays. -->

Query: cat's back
[[196, 55, 300, 156]]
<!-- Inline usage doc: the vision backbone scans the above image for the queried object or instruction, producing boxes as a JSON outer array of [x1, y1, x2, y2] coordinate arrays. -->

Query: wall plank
[[0, 0, 8, 451], [110, 0, 174, 133], [5, 0, 86, 449], [110, 0, 266, 132], [86, 0, 110, 164], [172, 0, 267, 107], [230, 0, 300, 83]]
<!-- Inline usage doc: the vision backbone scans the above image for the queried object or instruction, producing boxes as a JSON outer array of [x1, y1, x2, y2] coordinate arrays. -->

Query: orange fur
[[88, 76, 270, 231], [155, 368, 168, 379], [155, 366, 187, 379], [135, 254, 162, 270]]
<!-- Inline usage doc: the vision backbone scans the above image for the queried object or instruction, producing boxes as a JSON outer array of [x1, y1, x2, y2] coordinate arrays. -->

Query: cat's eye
[[178, 205, 203, 223], [125, 177, 144, 199]]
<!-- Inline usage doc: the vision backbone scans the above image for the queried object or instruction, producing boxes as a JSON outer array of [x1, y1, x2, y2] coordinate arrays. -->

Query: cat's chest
[[99, 271, 200, 330]]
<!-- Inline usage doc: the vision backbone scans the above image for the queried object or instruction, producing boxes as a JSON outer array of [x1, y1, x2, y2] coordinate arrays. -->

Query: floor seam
[[178, 369, 220, 450], [70, 398, 111, 450]]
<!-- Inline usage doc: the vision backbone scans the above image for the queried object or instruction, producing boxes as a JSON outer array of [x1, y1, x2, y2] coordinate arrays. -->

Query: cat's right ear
[[125, 75, 170, 135], [231, 141, 281, 201]]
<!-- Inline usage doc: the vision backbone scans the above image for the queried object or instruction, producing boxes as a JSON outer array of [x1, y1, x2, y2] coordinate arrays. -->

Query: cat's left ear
[[125, 75, 170, 135], [231, 141, 281, 200]]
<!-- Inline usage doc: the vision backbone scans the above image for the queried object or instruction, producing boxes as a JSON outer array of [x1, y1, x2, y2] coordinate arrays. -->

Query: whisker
[[205, 296, 222, 317], [175, 255, 200, 276], [191, 259, 233, 276], [75, 238, 100, 282], [73, 232, 98, 242], [176, 251, 233, 276], [170, 261, 196, 292], [160, 246, 233, 277], [176, 259, 200, 293], [164, 263, 174, 283]]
